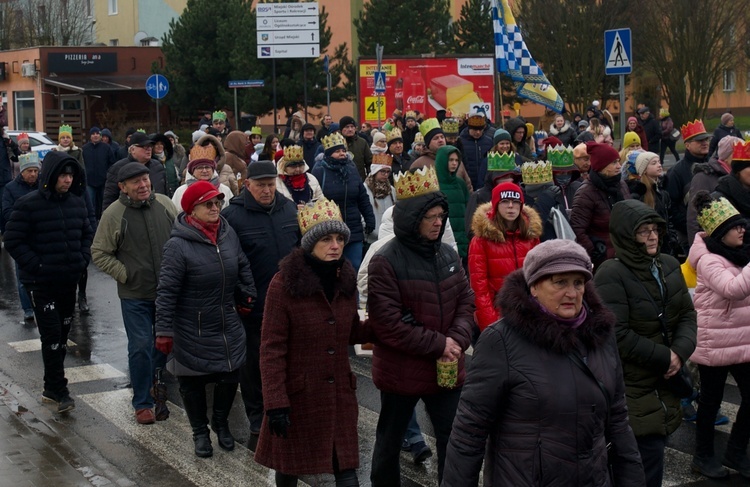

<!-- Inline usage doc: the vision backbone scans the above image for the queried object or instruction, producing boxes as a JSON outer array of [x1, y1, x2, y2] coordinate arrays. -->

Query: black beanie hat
[[339, 116, 356, 129]]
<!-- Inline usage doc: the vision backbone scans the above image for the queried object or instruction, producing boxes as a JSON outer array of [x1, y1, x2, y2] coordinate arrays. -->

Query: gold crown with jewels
[[697, 197, 741, 237], [322, 132, 346, 151], [386, 127, 402, 143], [394, 166, 440, 200], [441, 118, 459, 135], [297, 197, 344, 235], [283, 145, 304, 162], [371, 153, 393, 167], [521, 161, 553, 185]]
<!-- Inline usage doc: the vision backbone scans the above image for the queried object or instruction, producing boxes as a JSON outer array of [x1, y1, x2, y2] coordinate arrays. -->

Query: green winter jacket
[[435, 145, 469, 258], [594, 199, 696, 438]]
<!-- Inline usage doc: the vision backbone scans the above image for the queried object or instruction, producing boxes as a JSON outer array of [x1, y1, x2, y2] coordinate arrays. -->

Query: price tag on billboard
[[364, 96, 386, 122], [469, 103, 492, 116]]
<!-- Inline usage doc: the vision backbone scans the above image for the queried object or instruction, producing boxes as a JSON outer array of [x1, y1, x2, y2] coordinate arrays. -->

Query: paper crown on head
[[732, 140, 750, 161], [19, 151, 39, 165], [681, 120, 707, 141], [59, 125, 73, 137], [441, 118, 459, 135], [297, 197, 344, 236], [697, 196, 741, 237], [386, 127, 403, 143], [17, 132, 29, 142], [404, 110, 417, 120], [322, 132, 346, 151], [371, 153, 393, 167], [418, 118, 441, 138], [487, 151, 517, 172], [394, 166, 440, 200], [413, 132, 425, 145], [189, 143, 217, 161], [250, 126, 262, 136], [521, 161, 554, 185], [212, 110, 227, 121], [467, 114, 485, 129], [547, 145, 575, 170], [283, 145, 304, 162], [137, 128, 146, 133]]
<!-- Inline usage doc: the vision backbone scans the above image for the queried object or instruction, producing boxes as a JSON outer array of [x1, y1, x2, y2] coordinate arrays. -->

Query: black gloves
[[267, 407, 291, 438], [401, 309, 423, 327], [365, 226, 375, 235]]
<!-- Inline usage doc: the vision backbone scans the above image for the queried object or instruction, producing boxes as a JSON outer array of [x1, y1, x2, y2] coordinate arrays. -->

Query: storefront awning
[[43, 76, 148, 93]]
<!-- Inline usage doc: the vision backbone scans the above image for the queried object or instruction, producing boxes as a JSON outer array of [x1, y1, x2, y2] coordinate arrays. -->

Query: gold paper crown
[[487, 151, 517, 172], [394, 166, 440, 200], [386, 127, 402, 143], [441, 118, 459, 135], [371, 153, 393, 168], [283, 145, 304, 162], [59, 124, 73, 137], [297, 197, 344, 235], [419, 118, 441, 138], [521, 161, 554, 185], [547, 145, 575, 170], [697, 197, 741, 237], [189, 144, 217, 161], [212, 110, 227, 121], [413, 132, 425, 145], [322, 132, 346, 151], [404, 110, 417, 120]]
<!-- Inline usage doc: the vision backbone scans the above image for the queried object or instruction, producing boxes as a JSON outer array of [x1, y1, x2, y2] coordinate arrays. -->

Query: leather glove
[[237, 297, 254, 317], [365, 226, 374, 235], [267, 407, 291, 438], [155, 336, 173, 355]]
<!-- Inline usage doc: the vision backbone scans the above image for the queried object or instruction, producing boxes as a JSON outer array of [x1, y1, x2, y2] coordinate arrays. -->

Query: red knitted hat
[[489, 182, 524, 219], [586, 142, 620, 172]]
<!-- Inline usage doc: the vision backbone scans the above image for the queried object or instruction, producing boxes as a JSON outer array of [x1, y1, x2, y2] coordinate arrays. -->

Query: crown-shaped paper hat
[[442, 118, 459, 135], [394, 166, 440, 200], [322, 132, 346, 151], [521, 161, 553, 185], [137, 128, 146, 133], [297, 197, 344, 236], [189, 143, 217, 161], [681, 120, 707, 141], [283, 145, 304, 162], [467, 114, 486, 129], [419, 118, 441, 138], [404, 110, 417, 120], [732, 140, 750, 161], [386, 127, 402, 143], [59, 125, 73, 137], [212, 110, 227, 121], [487, 151, 517, 172], [19, 151, 39, 165], [413, 132, 425, 145], [17, 132, 29, 142], [250, 126, 262, 136], [371, 153, 393, 167], [547, 145, 575, 171], [697, 197, 741, 237]]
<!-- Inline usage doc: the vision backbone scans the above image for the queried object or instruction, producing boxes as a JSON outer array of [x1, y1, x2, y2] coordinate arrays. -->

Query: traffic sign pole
[[234, 87, 238, 135], [376, 44, 384, 129], [620, 75, 625, 144]]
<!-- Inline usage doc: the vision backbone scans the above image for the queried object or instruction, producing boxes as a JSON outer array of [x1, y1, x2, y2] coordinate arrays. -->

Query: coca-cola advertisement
[[358, 56, 496, 125]]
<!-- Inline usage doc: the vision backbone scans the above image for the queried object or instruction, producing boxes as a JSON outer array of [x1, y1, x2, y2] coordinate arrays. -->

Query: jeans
[[239, 316, 263, 424], [696, 362, 750, 457], [28, 283, 77, 396], [87, 185, 104, 221], [120, 299, 165, 410], [343, 241, 363, 272], [14, 261, 32, 313], [636, 434, 667, 487], [371, 388, 461, 486], [403, 409, 425, 445]]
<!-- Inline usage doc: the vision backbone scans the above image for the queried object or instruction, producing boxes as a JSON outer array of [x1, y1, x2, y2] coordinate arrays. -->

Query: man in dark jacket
[[222, 160, 300, 436], [102, 132, 168, 211], [401, 111, 420, 151], [708, 112, 744, 158], [299, 123, 322, 170], [315, 113, 333, 142], [459, 112, 494, 190], [116, 128, 136, 161], [4, 151, 93, 413], [339, 115, 372, 180], [83, 126, 116, 220], [92, 162, 178, 425], [368, 179, 474, 487], [638, 107, 662, 156], [0, 131, 19, 233], [385, 127, 411, 174], [666, 120, 711, 254]]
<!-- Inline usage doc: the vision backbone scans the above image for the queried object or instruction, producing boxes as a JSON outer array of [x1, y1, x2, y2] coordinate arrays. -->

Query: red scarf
[[282, 173, 308, 189], [186, 215, 220, 245]]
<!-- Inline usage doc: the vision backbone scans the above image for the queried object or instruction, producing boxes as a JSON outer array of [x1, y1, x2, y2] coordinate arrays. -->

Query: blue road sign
[[146, 74, 169, 99], [604, 28, 632, 75], [323, 54, 329, 74], [374, 71, 386, 94], [228, 79, 264, 88]]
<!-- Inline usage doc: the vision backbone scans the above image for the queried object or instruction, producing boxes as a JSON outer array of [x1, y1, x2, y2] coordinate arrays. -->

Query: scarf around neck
[[590, 170, 625, 206], [186, 214, 220, 245], [281, 173, 312, 205], [366, 176, 392, 201]]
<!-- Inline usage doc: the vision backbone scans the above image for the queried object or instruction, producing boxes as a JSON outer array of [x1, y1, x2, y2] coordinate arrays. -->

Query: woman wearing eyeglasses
[[155, 180, 257, 458], [275, 145, 322, 208], [171, 144, 234, 212], [595, 199, 697, 487], [468, 181, 541, 332]]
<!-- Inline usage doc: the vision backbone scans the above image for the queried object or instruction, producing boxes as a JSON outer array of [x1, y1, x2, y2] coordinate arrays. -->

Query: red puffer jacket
[[468, 203, 542, 330]]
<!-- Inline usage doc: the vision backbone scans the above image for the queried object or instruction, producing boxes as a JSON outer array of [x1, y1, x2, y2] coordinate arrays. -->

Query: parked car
[[6, 131, 56, 159]]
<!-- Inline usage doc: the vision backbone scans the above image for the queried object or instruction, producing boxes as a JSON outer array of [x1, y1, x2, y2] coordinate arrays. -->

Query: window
[[108, 0, 117, 15], [109, 39, 119, 46], [723, 69, 736, 92], [14, 91, 35, 131]]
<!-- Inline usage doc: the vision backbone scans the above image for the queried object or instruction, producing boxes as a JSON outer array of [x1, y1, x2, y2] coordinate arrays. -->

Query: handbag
[[670, 129, 681, 141], [550, 207, 576, 240]]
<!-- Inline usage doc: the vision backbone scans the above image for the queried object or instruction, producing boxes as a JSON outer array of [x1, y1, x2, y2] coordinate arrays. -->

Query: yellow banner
[[360, 64, 397, 77]]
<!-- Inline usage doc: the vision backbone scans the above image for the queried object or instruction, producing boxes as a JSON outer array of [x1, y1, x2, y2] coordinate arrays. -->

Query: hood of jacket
[[39, 150, 86, 199], [393, 191, 448, 256], [693, 156, 728, 177], [498, 270, 613, 354], [610, 199, 666, 271], [150, 133, 174, 161], [277, 247, 356, 299], [434, 145, 461, 182], [170, 212, 231, 244], [471, 202, 542, 243], [224, 131, 247, 158], [504, 117, 527, 142], [195, 133, 226, 158], [549, 121, 571, 136]]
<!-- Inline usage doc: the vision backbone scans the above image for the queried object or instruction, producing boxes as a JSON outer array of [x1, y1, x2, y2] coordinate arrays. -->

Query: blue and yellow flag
[[492, 0, 564, 113]]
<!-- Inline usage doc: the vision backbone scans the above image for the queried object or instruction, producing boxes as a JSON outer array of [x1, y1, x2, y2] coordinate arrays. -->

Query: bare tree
[[0, 0, 94, 48], [632, 0, 748, 125]]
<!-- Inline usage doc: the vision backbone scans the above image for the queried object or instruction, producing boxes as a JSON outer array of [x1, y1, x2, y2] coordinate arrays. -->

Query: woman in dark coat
[[254, 198, 372, 487], [443, 239, 645, 486], [155, 181, 257, 458], [595, 200, 696, 486]]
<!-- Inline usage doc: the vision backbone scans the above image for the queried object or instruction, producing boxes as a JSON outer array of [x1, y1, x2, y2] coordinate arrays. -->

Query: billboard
[[358, 56, 496, 125]]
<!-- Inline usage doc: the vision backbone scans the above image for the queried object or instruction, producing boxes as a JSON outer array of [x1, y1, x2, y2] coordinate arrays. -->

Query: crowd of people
[[1, 102, 750, 486]]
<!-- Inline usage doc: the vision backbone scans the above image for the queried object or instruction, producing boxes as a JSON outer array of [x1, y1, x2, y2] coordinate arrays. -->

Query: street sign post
[[375, 44, 384, 128], [604, 28, 632, 143], [146, 74, 169, 132], [228, 80, 265, 132]]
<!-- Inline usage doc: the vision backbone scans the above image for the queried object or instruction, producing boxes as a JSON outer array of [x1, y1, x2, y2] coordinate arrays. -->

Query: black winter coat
[[222, 190, 300, 321], [458, 132, 494, 190], [709, 124, 743, 157], [666, 151, 708, 238], [443, 271, 644, 487], [4, 151, 93, 285], [155, 214, 256, 374], [82, 141, 115, 188], [639, 114, 662, 151], [1, 173, 37, 223], [102, 156, 168, 211]]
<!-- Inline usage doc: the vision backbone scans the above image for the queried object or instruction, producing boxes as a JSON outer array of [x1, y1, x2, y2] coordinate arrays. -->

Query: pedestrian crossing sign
[[604, 28, 632, 75], [374, 71, 386, 94]]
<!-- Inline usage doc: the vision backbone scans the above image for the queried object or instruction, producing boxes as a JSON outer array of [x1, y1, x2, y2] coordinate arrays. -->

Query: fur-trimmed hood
[[471, 202, 542, 243], [549, 121, 572, 136], [277, 247, 356, 299], [497, 270, 614, 354]]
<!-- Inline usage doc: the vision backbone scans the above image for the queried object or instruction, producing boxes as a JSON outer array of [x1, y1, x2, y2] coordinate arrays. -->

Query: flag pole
[[497, 71, 505, 126]]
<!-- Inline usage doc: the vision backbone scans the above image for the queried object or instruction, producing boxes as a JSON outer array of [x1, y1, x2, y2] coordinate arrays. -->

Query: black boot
[[180, 386, 212, 458], [274, 471, 298, 487], [334, 469, 359, 487], [724, 442, 750, 478], [211, 382, 238, 451]]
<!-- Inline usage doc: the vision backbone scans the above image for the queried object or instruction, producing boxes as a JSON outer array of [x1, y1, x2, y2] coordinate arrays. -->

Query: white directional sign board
[[256, 2, 320, 59]]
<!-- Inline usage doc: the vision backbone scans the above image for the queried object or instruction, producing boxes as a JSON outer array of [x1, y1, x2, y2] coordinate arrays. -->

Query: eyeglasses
[[423, 212, 448, 223], [200, 200, 222, 209], [286, 161, 305, 168], [194, 166, 213, 171], [731, 225, 746, 233], [635, 228, 660, 238]]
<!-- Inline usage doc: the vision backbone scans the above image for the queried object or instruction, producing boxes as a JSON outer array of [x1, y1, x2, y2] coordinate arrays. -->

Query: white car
[[6, 131, 56, 159]]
